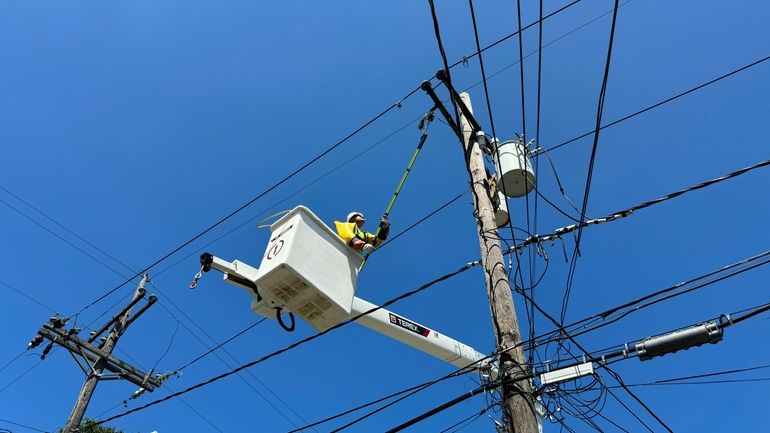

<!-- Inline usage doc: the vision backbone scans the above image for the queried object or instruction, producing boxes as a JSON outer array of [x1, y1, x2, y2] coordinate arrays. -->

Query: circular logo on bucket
[[266, 240, 284, 260]]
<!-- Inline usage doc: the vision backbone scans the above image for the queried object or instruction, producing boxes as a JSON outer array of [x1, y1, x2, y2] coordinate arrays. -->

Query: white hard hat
[[347, 211, 365, 222]]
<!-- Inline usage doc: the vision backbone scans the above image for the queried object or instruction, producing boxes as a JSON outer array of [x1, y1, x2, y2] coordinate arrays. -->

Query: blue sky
[[1, 1, 769, 432]]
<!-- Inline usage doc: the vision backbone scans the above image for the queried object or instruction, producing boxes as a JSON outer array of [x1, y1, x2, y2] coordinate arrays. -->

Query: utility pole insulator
[[636, 321, 723, 361]]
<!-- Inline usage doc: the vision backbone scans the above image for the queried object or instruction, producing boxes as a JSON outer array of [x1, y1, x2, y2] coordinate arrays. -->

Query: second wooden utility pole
[[61, 274, 155, 432], [457, 92, 538, 433]]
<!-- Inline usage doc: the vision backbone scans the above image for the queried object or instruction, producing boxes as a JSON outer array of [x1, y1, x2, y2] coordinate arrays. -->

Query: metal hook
[[189, 264, 205, 289]]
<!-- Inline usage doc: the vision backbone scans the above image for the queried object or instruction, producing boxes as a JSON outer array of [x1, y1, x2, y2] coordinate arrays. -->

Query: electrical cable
[[151, 320, 179, 372], [379, 192, 465, 248], [107, 347, 227, 433], [325, 370, 473, 433], [624, 363, 770, 387], [437, 404, 492, 433], [286, 370, 472, 433], [175, 318, 267, 373], [0, 351, 25, 376], [448, 0, 583, 70], [0, 418, 50, 433], [620, 377, 770, 387], [542, 53, 770, 154], [502, 156, 770, 260], [603, 369, 674, 433], [0, 359, 44, 395], [560, 0, 621, 324], [150, 299, 309, 430], [427, 0, 461, 126], [0, 197, 132, 281], [0, 279, 57, 314]]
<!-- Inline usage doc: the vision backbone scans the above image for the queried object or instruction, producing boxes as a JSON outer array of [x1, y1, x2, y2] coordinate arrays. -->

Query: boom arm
[[199, 252, 495, 378]]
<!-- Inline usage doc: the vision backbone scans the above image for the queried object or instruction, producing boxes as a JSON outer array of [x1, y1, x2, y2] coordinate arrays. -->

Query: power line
[[502, 156, 770, 260], [0, 359, 44, 395], [0, 351, 26, 376], [0, 185, 132, 274], [561, 0, 621, 324], [620, 363, 770, 387], [0, 197, 132, 282], [0, 279, 57, 314], [0, 418, 50, 433], [437, 404, 492, 433], [448, 0, 583, 70], [150, 298, 309, 430], [287, 370, 472, 433], [107, 346, 227, 433], [175, 318, 267, 373], [542, 53, 770, 154]]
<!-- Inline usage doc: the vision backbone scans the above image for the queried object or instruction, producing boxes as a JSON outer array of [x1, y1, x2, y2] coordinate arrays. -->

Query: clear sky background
[[1, 1, 769, 432]]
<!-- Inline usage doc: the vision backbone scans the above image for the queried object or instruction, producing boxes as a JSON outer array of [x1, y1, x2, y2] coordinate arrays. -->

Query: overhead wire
[[108, 346, 227, 433], [560, 0, 621, 324], [447, 0, 583, 70], [174, 318, 267, 373], [0, 351, 26, 376], [150, 297, 310, 430], [286, 369, 473, 433], [620, 363, 770, 388], [0, 279, 57, 314], [542, 53, 770, 154], [531, 0, 546, 371], [0, 418, 50, 433], [437, 404, 493, 433]]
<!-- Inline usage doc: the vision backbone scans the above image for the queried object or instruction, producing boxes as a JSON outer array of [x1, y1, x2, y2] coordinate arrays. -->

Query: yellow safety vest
[[334, 221, 381, 248]]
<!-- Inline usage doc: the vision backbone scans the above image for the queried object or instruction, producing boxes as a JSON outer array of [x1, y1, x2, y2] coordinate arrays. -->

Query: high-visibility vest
[[334, 221, 381, 248]]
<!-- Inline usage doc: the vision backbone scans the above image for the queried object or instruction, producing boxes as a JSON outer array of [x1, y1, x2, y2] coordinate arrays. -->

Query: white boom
[[202, 253, 494, 378]]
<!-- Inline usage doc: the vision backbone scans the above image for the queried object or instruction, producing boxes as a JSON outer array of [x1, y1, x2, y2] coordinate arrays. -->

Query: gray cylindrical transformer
[[635, 322, 723, 361], [493, 139, 536, 197]]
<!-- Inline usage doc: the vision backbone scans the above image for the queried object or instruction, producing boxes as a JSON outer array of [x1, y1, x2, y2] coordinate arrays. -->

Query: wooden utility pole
[[64, 275, 152, 431], [457, 92, 538, 433], [422, 75, 537, 432], [29, 275, 160, 432]]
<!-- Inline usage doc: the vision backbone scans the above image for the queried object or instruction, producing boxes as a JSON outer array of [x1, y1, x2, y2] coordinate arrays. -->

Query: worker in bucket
[[335, 211, 390, 254]]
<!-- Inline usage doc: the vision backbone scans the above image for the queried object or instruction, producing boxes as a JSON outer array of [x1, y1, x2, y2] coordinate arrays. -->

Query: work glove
[[377, 216, 391, 240], [362, 243, 375, 254]]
